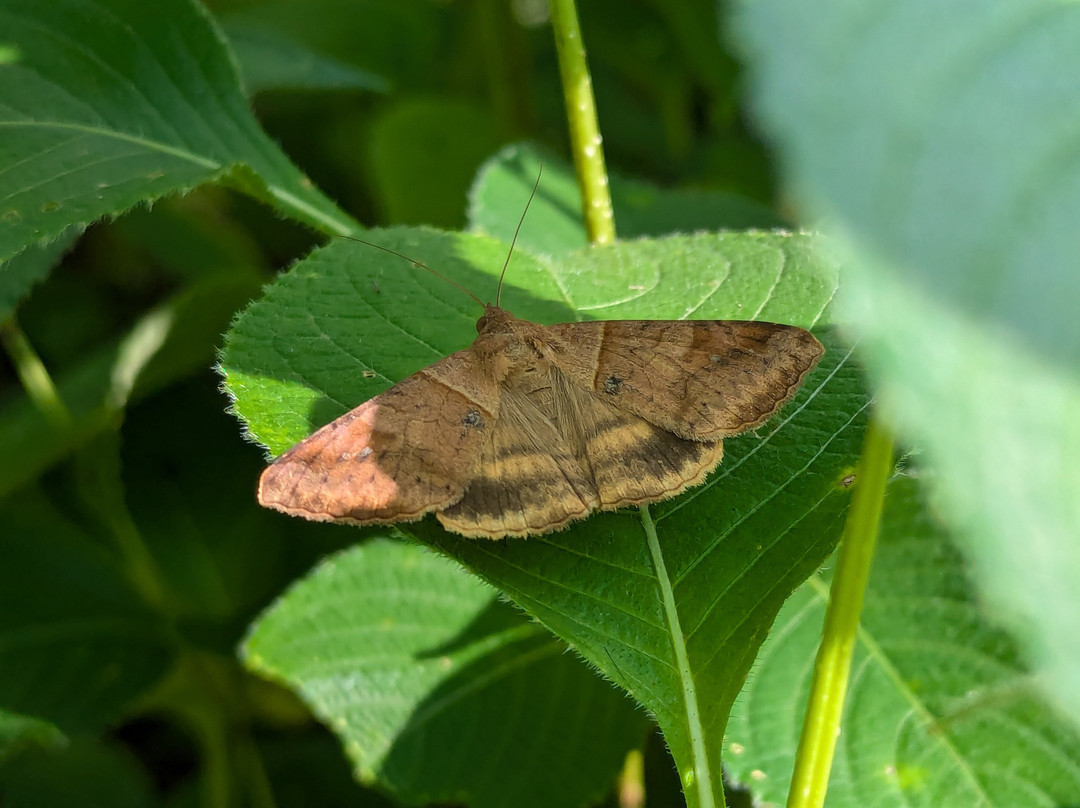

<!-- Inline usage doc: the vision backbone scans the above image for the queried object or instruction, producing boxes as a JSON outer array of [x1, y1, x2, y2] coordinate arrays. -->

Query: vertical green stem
[[154, 653, 240, 808], [787, 415, 894, 808], [74, 431, 171, 612], [0, 318, 169, 612], [549, 0, 616, 245], [617, 748, 646, 808], [0, 318, 72, 430]]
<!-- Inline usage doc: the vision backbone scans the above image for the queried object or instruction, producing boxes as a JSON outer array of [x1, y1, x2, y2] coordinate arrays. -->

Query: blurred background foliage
[[0, 0, 776, 805]]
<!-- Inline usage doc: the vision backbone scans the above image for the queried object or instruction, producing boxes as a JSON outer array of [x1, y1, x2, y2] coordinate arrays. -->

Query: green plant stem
[[787, 415, 894, 808], [0, 318, 170, 610], [145, 652, 247, 808], [0, 318, 73, 430], [236, 725, 279, 808], [549, 0, 616, 245], [74, 430, 171, 613], [617, 748, 646, 808]]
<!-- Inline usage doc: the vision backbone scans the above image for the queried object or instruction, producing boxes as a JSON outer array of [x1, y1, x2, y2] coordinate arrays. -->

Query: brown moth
[[258, 298, 824, 539]]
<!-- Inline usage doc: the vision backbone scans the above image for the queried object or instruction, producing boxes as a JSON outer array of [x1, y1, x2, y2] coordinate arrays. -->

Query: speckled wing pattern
[[546, 319, 824, 440]]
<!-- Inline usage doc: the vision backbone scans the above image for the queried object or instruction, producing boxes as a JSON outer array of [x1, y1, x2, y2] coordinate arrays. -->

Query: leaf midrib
[[1, 121, 354, 235], [641, 504, 716, 808]]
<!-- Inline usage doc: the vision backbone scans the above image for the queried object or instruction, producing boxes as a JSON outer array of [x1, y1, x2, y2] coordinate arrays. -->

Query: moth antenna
[[337, 235, 485, 309], [495, 165, 543, 308]]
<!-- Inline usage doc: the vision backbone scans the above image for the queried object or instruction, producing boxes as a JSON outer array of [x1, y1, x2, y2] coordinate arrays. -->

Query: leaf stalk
[[0, 317, 73, 430], [787, 414, 894, 808], [549, 0, 616, 245]]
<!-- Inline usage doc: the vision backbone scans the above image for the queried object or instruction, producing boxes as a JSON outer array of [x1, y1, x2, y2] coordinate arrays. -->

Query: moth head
[[477, 304, 516, 335]]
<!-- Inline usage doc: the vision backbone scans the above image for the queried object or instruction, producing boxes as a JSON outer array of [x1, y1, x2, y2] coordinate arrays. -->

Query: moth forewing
[[258, 304, 824, 538]]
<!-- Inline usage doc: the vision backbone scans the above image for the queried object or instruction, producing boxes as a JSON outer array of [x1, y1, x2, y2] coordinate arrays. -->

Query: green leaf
[[0, 710, 65, 763], [0, 0, 353, 265], [735, 0, 1080, 724], [733, 0, 1080, 366], [726, 476, 1080, 806], [222, 227, 867, 807], [0, 229, 80, 322], [218, 0, 444, 91], [104, 194, 267, 285], [367, 98, 501, 228], [244, 538, 648, 808], [468, 143, 785, 256], [842, 264, 1080, 727], [120, 375, 352, 624], [259, 733, 397, 808], [0, 276, 260, 498], [0, 737, 159, 808], [221, 21, 390, 95], [0, 492, 173, 732]]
